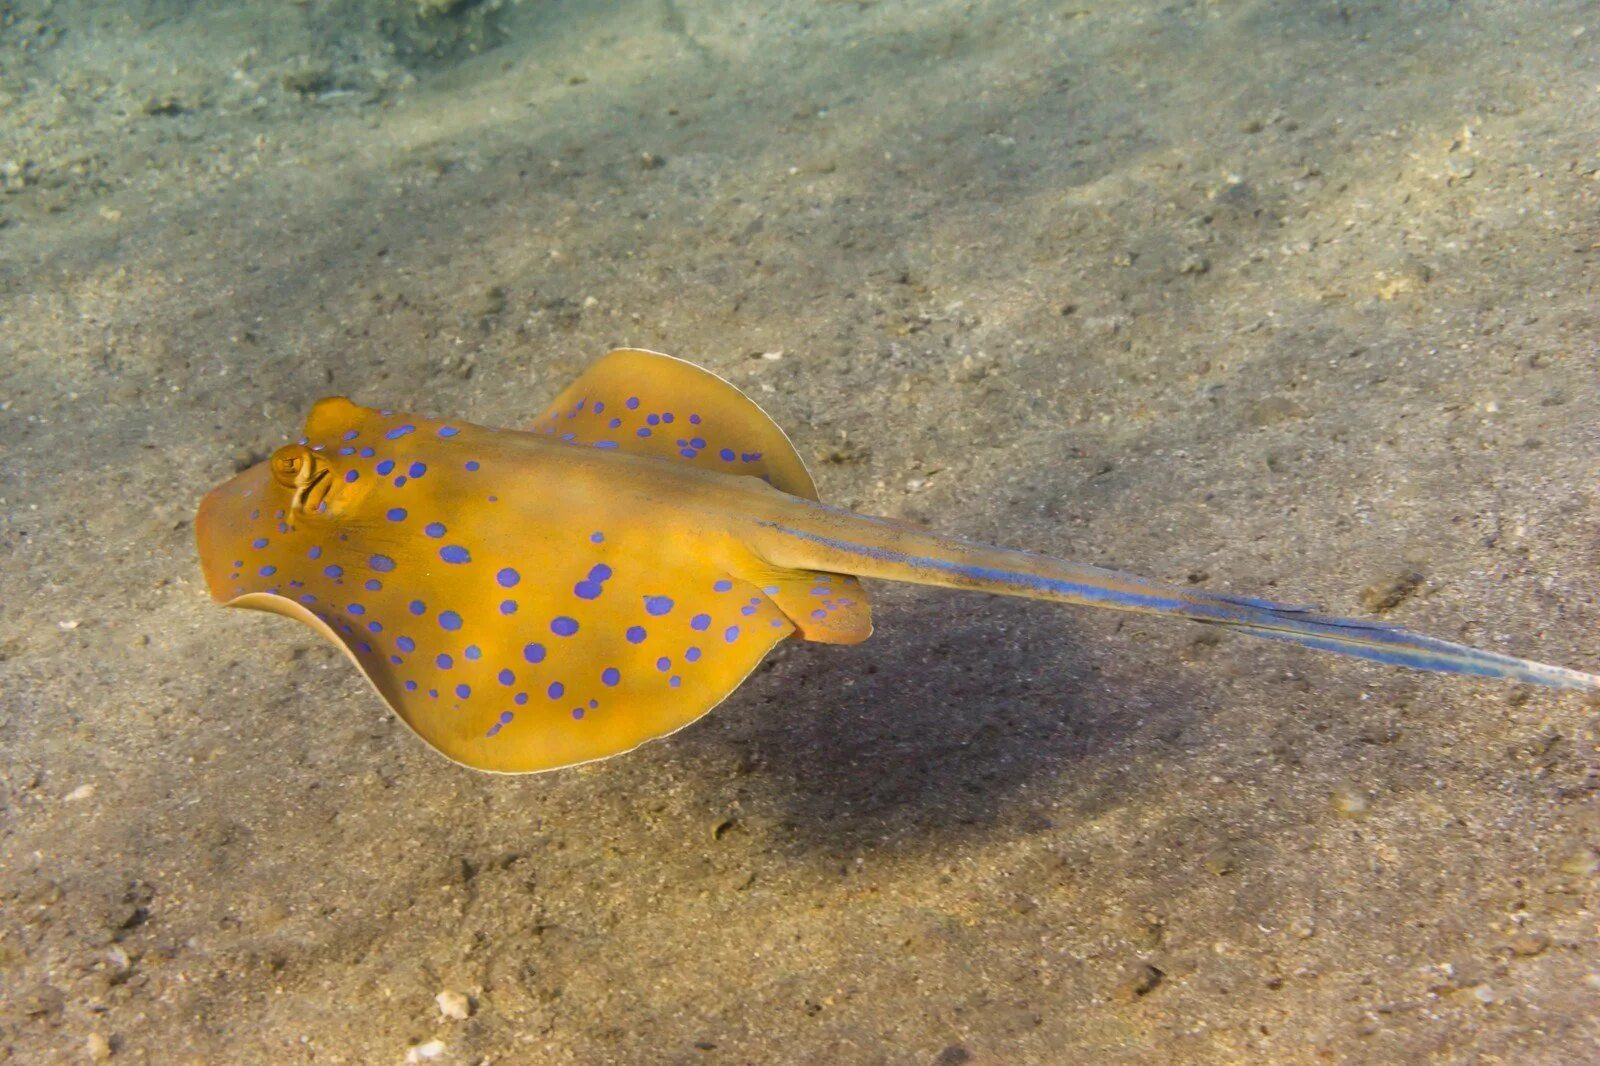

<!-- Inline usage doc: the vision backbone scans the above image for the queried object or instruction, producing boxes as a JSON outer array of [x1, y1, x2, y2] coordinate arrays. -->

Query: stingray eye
[[270, 444, 319, 489]]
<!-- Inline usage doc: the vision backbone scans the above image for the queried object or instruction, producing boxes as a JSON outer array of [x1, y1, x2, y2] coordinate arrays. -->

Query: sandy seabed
[[3, 0, 1600, 1061]]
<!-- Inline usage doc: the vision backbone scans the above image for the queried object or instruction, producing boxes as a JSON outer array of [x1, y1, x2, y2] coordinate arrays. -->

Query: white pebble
[[64, 784, 96, 802], [406, 1040, 446, 1062], [436, 990, 471, 1020]]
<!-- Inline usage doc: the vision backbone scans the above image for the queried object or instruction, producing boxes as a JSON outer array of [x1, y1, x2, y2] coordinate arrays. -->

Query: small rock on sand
[[436, 989, 472, 1020], [1361, 570, 1424, 613]]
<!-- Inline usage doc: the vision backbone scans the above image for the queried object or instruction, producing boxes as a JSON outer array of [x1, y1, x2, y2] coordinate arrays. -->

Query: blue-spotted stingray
[[196, 348, 1600, 772]]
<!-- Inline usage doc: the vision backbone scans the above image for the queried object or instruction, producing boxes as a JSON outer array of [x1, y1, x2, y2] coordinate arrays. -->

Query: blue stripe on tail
[[757, 520, 1600, 692]]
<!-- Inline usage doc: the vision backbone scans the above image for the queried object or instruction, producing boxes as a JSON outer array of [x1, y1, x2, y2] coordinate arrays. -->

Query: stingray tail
[[749, 504, 1600, 692]]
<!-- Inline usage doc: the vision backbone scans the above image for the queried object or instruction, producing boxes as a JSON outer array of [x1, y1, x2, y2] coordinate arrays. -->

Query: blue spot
[[762, 585, 780, 595], [342, 430, 359, 441], [424, 522, 446, 538], [465, 460, 480, 471], [348, 603, 366, 616], [343, 470, 359, 483], [637, 428, 652, 438], [436, 653, 453, 669], [409, 600, 427, 616], [386, 507, 407, 522], [299, 594, 317, 604], [368, 621, 383, 633], [626, 397, 640, 410], [670, 676, 681, 688], [397, 636, 416, 653], [439, 610, 462, 631], [408, 461, 427, 478], [370, 554, 397, 572], [626, 626, 647, 644], [359, 447, 375, 458], [497, 567, 520, 588], [647, 413, 660, 426], [690, 613, 711, 631], [574, 580, 604, 600], [811, 609, 827, 620], [601, 667, 620, 686], [719, 448, 735, 461], [523, 643, 546, 664], [325, 565, 344, 579], [308, 546, 323, 559], [690, 437, 706, 449], [591, 531, 605, 543], [680, 448, 697, 459], [405, 680, 418, 691], [364, 578, 382, 591], [440, 545, 471, 564], [689, 414, 701, 424], [376, 460, 396, 475], [656, 656, 671, 672], [498, 668, 515, 686], [439, 426, 459, 437], [259, 565, 277, 577], [662, 413, 675, 424], [595, 441, 619, 450], [644, 596, 674, 616], [725, 625, 741, 643], [338, 446, 355, 456], [552, 616, 579, 637], [386, 425, 415, 440], [465, 645, 482, 660], [686, 646, 702, 662], [742, 604, 758, 616], [456, 684, 471, 700], [713, 580, 733, 592], [514, 692, 529, 705], [608, 418, 622, 429], [548, 681, 565, 700], [393, 476, 407, 488], [500, 599, 518, 615], [589, 564, 612, 581], [252, 537, 269, 549], [571, 707, 585, 720]]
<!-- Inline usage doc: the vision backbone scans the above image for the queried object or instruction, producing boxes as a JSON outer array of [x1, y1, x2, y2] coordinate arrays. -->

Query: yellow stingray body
[[197, 349, 1600, 773], [198, 350, 871, 772]]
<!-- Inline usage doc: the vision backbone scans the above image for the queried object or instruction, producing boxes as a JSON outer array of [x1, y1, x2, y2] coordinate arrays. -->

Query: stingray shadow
[[692, 586, 1212, 856]]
